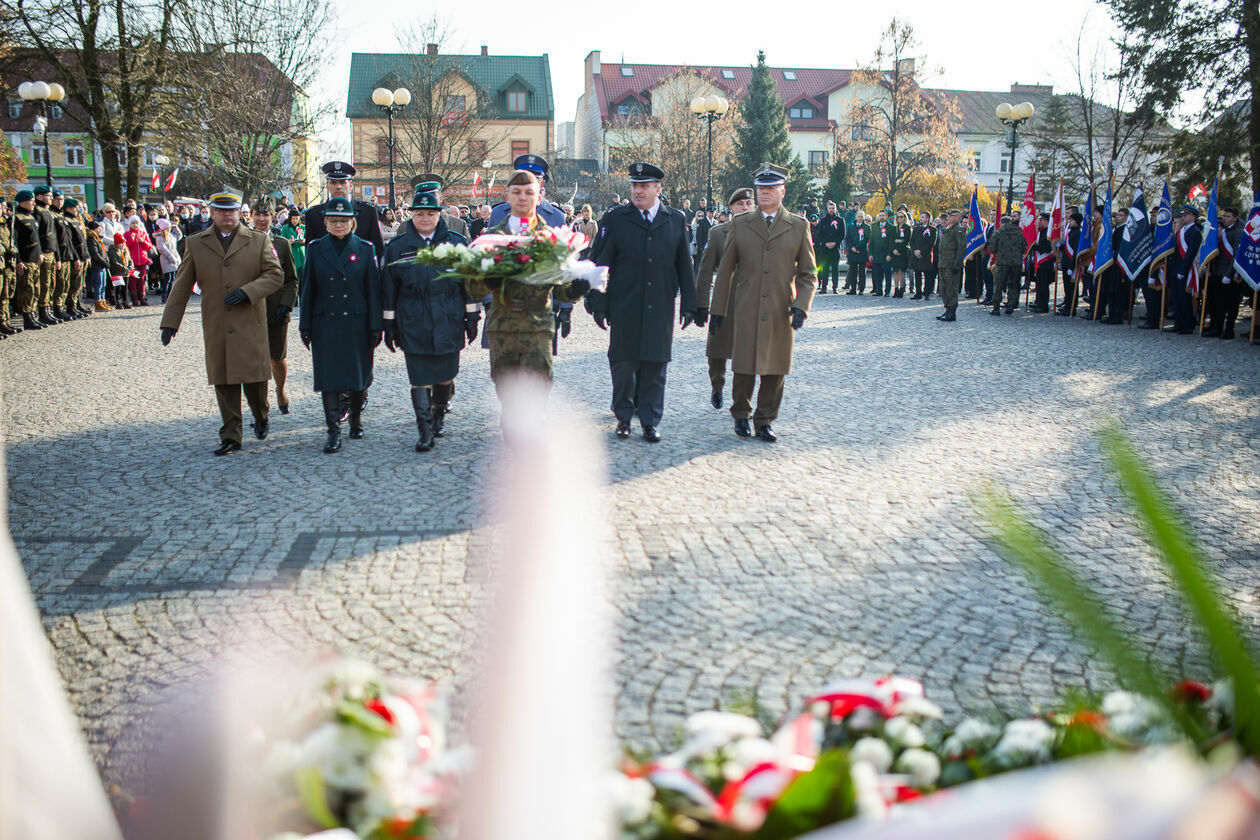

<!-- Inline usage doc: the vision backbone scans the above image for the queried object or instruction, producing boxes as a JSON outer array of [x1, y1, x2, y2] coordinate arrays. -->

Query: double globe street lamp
[[995, 101, 1035, 213], [18, 80, 66, 187], [689, 94, 730, 209], [371, 86, 412, 209]]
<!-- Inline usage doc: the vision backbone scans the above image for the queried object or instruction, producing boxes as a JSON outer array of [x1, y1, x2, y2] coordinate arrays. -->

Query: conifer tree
[[721, 51, 809, 208]]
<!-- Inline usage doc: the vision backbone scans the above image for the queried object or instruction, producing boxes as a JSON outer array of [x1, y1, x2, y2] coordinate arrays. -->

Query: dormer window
[[507, 91, 526, 112], [620, 66, 634, 77], [789, 105, 814, 119], [721, 69, 735, 79], [782, 71, 796, 81]]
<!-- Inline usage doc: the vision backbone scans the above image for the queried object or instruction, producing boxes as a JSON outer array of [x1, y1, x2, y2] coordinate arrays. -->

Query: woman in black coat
[[382, 188, 478, 452], [297, 196, 383, 453]]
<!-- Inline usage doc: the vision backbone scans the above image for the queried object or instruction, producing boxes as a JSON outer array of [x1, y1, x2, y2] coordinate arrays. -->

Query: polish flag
[[1019, 173, 1037, 250], [164, 169, 178, 192], [1048, 177, 1063, 246], [150, 170, 161, 191]]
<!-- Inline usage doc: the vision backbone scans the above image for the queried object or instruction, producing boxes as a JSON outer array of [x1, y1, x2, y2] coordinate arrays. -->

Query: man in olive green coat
[[694, 186, 754, 409], [935, 209, 966, 322], [160, 188, 284, 455], [989, 214, 1025, 315]]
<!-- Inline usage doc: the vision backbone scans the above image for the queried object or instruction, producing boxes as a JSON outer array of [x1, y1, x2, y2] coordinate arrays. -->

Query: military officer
[[303, 161, 385, 259], [988, 214, 1024, 315], [408, 174, 470, 239], [160, 188, 284, 455], [49, 190, 77, 320], [935, 209, 965, 322], [845, 211, 870, 294], [695, 186, 755, 408], [32, 185, 60, 325], [250, 199, 300, 414], [11, 191, 43, 331], [0, 198, 15, 336], [1203, 205, 1243, 338], [487, 154, 567, 228], [710, 163, 817, 443], [586, 161, 696, 443], [63, 198, 91, 318]]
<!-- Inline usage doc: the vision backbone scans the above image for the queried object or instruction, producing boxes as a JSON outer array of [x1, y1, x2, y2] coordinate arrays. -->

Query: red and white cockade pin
[[349, 253, 357, 262]]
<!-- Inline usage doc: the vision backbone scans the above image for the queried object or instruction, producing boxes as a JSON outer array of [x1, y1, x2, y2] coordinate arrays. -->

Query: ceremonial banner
[[1236, 191, 1260, 291], [964, 188, 987, 262], [164, 169, 178, 193], [1092, 181, 1115, 274], [1117, 183, 1153, 280], [1196, 175, 1220, 283], [1019, 174, 1037, 249], [1077, 186, 1094, 258], [150, 170, 161, 191], [1048, 178, 1063, 246], [1151, 181, 1175, 268]]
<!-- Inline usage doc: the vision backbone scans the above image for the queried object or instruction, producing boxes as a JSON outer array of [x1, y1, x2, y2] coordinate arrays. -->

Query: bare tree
[[839, 18, 964, 209], [0, 19, 29, 190]]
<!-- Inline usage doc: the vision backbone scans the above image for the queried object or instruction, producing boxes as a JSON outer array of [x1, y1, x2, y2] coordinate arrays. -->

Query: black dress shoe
[[936, 312, 946, 320], [615, 421, 631, 439], [1136, 321, 1158, 329], [990, 306, 1002, 316], [1201, 328, 1222, 338], [755, 425, 777, 443], [940, 311, 956, 322], [734, 418, 752, 438], [642, 425, 661, 443], [846, 289, 856, 295], [254, 421, 268, 440], [710, 390, 722, 409], [912, 292, 923, 300], [1004, 305, 1014, 314], [1222, 329, 1235, 339], [213, 440, 242, 456], [278, 402, 290, 415]]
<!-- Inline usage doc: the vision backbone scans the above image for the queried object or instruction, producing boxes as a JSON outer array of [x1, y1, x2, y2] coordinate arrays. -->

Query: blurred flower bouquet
[[388, 227, 607, 293]]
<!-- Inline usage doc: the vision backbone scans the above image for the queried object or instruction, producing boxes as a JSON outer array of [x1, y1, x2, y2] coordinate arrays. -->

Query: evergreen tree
[[824, 158, 853, 206], [721, 51, 809, 207]]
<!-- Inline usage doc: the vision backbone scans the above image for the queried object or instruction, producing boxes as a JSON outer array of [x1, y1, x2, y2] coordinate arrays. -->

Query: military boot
[[348, 390, 365, 439], [38, 307, 59, 326], [22, 313, 43, 330], [431, 382, 452, 438], [411, 387, 434, 452], [322, 391, 343, 453]]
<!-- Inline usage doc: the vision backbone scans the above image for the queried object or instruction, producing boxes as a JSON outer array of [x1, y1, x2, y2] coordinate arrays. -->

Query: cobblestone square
[[3, 293, 1258, 788]]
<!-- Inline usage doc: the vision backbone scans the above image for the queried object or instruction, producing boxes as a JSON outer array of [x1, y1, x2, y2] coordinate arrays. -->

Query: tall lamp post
[[371, 86, 412, 209], [995, 101, 1035, 213], [689, 94, 729, 208], [18, 80, 65, 187]]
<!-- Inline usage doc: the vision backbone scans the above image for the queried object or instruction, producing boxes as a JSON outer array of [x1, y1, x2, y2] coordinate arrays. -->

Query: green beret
[[15, 190, 34, 202], [33, 185, 51, 196], [63, 198, 79, 209]]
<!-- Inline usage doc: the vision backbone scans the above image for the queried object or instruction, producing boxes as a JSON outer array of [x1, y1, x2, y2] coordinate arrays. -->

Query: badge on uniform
[[349, 254, 357, 262], [271, 247, 279, 258]]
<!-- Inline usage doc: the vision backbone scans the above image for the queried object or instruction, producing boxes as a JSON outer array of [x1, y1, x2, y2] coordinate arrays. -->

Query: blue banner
[[1117, 183, 1153, 280], [1235, 191, 1260, 291], [1197, 175, 1220, 279], [1151, 181, 1175, 268], [964, 189, 986, 262], [1093, 182, 1114, 273], [1077, 186, 1094, 257]]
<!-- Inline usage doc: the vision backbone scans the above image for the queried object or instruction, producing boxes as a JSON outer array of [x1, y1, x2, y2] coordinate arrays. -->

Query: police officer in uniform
[[695, 186, 754, 408], [32, 185, 60, 325], [11, 191, 43, 331], [303, 161, 385, 259], [409, 174, 470, 239], [814, 201, 846, 294], [587, 161, 697, 443]]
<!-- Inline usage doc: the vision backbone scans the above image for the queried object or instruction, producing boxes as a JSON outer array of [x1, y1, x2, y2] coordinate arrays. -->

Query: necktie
[[423, 238, 430, 247], [765, 214, 774, 228], [643, 210, 650, 223]]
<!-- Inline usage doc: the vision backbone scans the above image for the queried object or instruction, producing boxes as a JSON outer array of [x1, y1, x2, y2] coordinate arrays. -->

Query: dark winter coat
[[382, 218, 472, 355], [298, 233, 382, 392]]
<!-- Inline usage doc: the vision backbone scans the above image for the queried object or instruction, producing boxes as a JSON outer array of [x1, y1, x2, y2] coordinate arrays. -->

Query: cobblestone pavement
[[3, 290, 1259, 789]]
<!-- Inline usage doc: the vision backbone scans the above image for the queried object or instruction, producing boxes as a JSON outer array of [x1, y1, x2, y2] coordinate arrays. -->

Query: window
[[511, 139, 529, 159], [143, 147, 160, 166], [850, 124, 873, 141], [721, 69, 735, 79], [616, 100, 643, 117], [507, 91, 526, 113], [65, 144, 85, 166], [115, 145, 127, 166], [789, 105, 814, 119], [466, 140, 487, 162], [782, 70, 796, 80], [620, 66, 634, 77], [969, 151, 982, 171], [445, 95, 466, 111], [377, 138, 391, 162], [50, 104, 63, 119], [809, 150, 828, 175], [31, 145, 46, 166], [7, 100, 20, 118], [1000, 157, 1009, 173]]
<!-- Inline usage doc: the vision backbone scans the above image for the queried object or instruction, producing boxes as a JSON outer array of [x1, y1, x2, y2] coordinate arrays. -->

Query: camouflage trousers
[[993, 264, 1021, 308], [488, 329, 554, 394], [13, 263, 37, 314], [53, 260, 72, 308], [38, 253, 56, 306], [938, 267, 962, 309], [0, 266, 13, 318]]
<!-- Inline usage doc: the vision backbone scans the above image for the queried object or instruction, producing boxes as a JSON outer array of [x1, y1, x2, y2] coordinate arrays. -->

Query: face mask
[[201, 211, 209, 219]]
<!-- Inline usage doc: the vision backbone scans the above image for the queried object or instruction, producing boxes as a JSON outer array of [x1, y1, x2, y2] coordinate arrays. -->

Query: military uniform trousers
[[731, 374, 785, 426], [68, 261, 87, 309], [38, 253, 56, 306], [1, 265, 14, 318], [610, 360, 668, 427], [939, 268, 962, 309], [215, 381, 269, 444], [13, 263, 37, 313], [708, 357, 728, 394], [53, 259, 72, 308], [994, 265, 1021, 307], [488, 329, 553, 392]]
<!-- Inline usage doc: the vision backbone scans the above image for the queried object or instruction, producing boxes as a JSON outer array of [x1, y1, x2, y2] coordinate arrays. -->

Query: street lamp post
[[371, 86, 412, 209], [18, 80, 66, 187], [689, 94, 730, 208], [995, 101, 1036, 213]]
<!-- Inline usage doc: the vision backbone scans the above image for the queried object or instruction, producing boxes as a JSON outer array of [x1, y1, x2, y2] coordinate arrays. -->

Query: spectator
[[123, 216, 154, 306], [379, 206, 400, 242], [153, 218, 182, 302], [107, 232, 133, 309], [85, 220, 111, 311], [100, 202, 125, 243]]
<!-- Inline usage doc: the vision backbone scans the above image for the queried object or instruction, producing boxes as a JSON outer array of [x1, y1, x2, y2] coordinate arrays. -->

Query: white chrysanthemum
[[300, 722, 379, 790], [894, 748, 941, 788], [1208, 679, 1234, 718], [686, 711, 763, 739], [850, 737, 894, 772], [992, 718, 1055, 766], [605, 772, 654, 826], [942, 717, 1000, 757], [850, 759, 888, 819], [896, 695, 943, 720], [327, 660, 380, 700], [883, 716, 925, 748], [480, 257, 495, 272], [432, 242, 453, 258]]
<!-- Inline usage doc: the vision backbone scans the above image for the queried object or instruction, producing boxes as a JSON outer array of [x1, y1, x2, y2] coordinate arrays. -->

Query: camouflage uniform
[[64, 213, 89, 312], [936, 220, 967, 311], [0, 211, 14, 321], [989, 221, 1026, 310], [34, 202, 58, 309], [52, 211, 74, 311], [11, 207, 41, 316]]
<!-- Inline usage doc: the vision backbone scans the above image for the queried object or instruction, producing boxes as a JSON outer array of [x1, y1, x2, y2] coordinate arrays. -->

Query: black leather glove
[[566, 278, 591, 298], [680, 309, 696, 329], [383, 320, 397, 353], [592, 311, 608, 330], [370, 329, 383, 349], [556, 307, 571, 337], [694, 307, 709, 327], [791, 307, 807, 330], [160, 327, 176, 346], [299, 328, 311, 349], [270, 304, 291, 323], [223, 289, 247, 306], [708, 314, 724, 335], [464, 311, 480, 343]]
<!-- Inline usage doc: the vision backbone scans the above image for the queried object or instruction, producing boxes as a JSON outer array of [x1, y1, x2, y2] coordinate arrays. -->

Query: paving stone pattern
[[3, 292, 1259, 791]]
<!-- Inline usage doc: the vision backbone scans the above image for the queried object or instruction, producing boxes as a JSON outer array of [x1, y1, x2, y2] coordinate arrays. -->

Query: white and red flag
[[150, 170, 161, 191], [1048, 177, 1064, 246], [164, 169, 178, 192], [1019, 173, 1037, 250]]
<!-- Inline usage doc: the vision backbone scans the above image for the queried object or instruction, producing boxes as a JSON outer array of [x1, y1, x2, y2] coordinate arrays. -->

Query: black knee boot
[[411, 387, 434, 452], [322, 391, 342, 453], [431, 382, 452, 438], [348, 390, 365, 439]]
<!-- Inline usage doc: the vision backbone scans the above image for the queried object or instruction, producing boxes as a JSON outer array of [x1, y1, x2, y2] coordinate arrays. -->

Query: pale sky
[[315, 0, 1121, 157]]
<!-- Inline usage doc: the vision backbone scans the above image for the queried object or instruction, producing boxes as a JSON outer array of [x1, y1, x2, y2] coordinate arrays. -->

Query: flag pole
[[1198, 156, 1225, 334], [1095, 165, 1114, 322], [1159, 265, 1167, 331], [1251, 288, 1258, 344], [1052, 177, 1061, 312], [1070, 183, 1089, 318]]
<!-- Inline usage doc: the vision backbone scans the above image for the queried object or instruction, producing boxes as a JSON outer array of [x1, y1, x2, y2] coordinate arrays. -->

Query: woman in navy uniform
[[382, 185, 478, 453], [298, 196, 383, 453]]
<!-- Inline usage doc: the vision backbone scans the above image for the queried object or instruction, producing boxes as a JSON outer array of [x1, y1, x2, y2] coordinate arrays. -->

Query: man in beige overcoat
[[710, 163, 817, 442], [160, 188, 284, 455], [694, 186, 755, 410]]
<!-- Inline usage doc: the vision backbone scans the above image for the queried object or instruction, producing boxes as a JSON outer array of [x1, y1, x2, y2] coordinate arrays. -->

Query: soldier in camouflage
[[0, 198, 14, 336], [934, 209, 966, 322], [988, 214, 1025, 315]]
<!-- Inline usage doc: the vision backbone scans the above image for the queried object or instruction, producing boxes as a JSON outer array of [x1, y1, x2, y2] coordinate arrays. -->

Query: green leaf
[[755, 750, 855, 839], [294, 766, 338, 829], [335, 699, 394, 737], [1099, 424, 1260, 758]]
